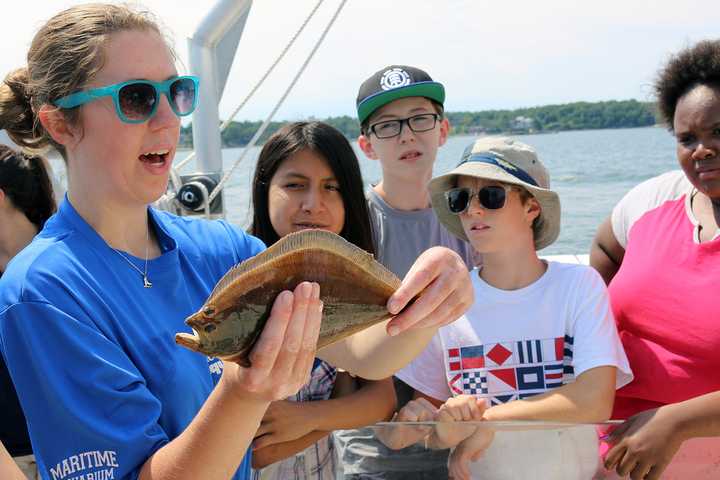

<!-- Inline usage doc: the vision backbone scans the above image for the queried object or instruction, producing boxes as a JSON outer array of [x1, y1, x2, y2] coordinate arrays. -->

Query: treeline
[[179, 99, 657, 148], [179, 115, 360, 148], [447, 99, 656, 135]]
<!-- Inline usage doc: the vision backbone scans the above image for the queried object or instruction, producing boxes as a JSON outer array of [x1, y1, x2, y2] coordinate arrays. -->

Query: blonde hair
[[0, 3, 170, 158]]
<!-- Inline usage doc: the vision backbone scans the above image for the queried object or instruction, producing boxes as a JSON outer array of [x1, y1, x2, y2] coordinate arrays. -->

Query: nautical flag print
[[446, 336, 574, 403], [485, 343, 514, 367], [447, 346, 486, 371], [449, 373, 463, 395], [544, 363, 564, 389], [460, 346, 485, 369], [448, 348, 462, 372], [461, 371, 488, 395]]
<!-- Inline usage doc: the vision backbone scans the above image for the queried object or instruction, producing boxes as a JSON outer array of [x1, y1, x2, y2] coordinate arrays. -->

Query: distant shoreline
[[179, 99, 658, 149], [179, 123, 662, 150], [179, 124, 664, 151]]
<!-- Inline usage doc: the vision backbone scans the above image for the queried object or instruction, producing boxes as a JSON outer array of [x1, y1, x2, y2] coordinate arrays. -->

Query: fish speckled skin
[[175, 230, 401, 366]]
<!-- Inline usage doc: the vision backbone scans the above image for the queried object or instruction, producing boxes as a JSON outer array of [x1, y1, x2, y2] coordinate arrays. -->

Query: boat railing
[[330, 422, 719, 479]]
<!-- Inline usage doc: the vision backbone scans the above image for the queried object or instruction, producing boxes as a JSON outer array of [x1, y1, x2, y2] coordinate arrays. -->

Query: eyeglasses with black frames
[[368, 113, 440, 139]]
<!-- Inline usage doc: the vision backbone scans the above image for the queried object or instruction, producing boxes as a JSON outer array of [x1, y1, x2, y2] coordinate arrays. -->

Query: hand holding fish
[[221, 282, 322, 403], [385, 247, 473, 336], [254, 399, 322, 449]]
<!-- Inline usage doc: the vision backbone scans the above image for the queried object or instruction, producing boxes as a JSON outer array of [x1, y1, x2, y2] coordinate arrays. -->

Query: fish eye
[[204, 324, 216, 333], [203, 306, 216, 317]]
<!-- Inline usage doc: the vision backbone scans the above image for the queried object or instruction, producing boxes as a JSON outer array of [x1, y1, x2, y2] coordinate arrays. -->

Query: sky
[[1, 0, 719, 123]]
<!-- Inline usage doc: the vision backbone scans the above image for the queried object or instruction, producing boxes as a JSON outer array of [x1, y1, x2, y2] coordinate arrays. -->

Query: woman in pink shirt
[[591, 40, 720, 480]]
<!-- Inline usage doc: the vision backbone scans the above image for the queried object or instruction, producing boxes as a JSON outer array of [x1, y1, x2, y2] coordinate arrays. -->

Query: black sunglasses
[[445, 185, 513, 214]]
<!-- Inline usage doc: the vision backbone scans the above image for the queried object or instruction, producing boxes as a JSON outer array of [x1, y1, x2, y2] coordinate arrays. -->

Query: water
[[49, 126, 679, 255]]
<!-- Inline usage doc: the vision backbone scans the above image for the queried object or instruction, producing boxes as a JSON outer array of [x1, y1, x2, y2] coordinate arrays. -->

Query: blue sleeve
[[218, 221, 265, 262], [1, 301, 167, 480]]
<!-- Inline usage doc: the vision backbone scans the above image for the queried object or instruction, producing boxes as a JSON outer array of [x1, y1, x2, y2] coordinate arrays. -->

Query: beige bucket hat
[[429, 137, 561, 250]]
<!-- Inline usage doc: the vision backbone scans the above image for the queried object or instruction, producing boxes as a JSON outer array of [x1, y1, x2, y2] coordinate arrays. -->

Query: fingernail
[[281, 291, 293, 307], [388, 325, 400, 336], [599, 433, 611, 441], [388, 299, 399, 313], [301, 282, 312, 299]]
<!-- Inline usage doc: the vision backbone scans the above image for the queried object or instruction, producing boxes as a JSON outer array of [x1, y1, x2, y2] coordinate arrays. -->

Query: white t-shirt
[[396, 261, 633, 479]]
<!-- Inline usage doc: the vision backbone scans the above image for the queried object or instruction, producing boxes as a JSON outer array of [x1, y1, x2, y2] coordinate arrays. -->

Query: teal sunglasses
[[54, 76, 199, 124]]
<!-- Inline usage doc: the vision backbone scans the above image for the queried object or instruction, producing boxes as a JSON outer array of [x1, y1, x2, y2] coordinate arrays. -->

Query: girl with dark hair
[[250, 121, 374, 253], [0, 144, 54, 480], [0, 145, 56, 275], [249, 122, 395, 479], [591, 39, 720, 479]]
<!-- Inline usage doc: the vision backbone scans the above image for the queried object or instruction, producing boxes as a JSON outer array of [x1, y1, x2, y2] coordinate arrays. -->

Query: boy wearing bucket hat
[[392, 137, 633, 479], [333, 66, 476, 479]]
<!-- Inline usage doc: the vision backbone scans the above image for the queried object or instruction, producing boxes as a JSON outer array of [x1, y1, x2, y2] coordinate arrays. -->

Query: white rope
[[168, 163, 183, 194], [207, 0, 348, 205], [174, 0, 326, 172], [173, 148, 196, 174]]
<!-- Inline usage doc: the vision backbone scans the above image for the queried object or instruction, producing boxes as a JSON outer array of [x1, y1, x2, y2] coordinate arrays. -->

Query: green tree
[[179, 100, 659, 149]]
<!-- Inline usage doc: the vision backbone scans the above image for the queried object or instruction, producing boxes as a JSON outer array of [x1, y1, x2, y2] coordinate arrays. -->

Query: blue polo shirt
[[0, 197, 264, 480]]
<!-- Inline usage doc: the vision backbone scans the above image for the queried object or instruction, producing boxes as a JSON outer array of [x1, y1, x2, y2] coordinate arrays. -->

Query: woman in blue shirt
[[0, 4, 472, 480]]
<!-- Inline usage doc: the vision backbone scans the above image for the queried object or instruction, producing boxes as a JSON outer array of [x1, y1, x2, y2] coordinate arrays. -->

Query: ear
[[357, 134, 378, 160], [438, 117, 450, 147], [38, 105, 82, 150], [0, 188, 10, 215], [525, 197, 541, 225]]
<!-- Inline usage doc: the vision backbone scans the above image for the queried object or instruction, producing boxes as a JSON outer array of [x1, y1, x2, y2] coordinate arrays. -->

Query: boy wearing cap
[[333, 66, 476, 478], [391, 137, 633, 479], [355, 64, 476, 274]]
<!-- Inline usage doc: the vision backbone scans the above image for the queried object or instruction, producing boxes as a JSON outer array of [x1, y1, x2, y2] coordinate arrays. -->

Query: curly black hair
[[655, 39, 720, 130]]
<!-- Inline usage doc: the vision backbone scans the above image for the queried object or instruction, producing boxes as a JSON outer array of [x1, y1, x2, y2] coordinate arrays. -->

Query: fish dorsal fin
[[206, 230, 400, 302]]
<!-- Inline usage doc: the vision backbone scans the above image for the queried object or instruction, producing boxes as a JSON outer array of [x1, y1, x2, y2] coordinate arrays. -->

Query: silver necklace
[[111, 224, 152, 288]]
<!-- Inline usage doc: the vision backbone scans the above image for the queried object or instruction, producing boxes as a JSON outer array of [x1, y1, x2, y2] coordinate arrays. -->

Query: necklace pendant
[[143, 277, 153, 288]]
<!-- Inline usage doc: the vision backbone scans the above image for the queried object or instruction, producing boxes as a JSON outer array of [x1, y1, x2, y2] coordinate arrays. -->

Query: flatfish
[[175, 229, 401, 366]]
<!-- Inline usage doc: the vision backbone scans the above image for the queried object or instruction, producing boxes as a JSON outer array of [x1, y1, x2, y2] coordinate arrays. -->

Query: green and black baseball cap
[[356, 65, 445, 125]]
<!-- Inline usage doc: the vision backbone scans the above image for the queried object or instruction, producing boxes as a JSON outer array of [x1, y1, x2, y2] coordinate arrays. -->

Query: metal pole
[[188, 0, 253, 175]]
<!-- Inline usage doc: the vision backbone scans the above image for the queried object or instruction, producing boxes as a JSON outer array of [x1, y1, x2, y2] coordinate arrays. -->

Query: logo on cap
[[380, 68, 411, 91]]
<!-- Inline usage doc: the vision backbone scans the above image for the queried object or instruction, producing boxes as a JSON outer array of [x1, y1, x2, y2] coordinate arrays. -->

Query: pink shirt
[[609, 194, 720, 419]]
